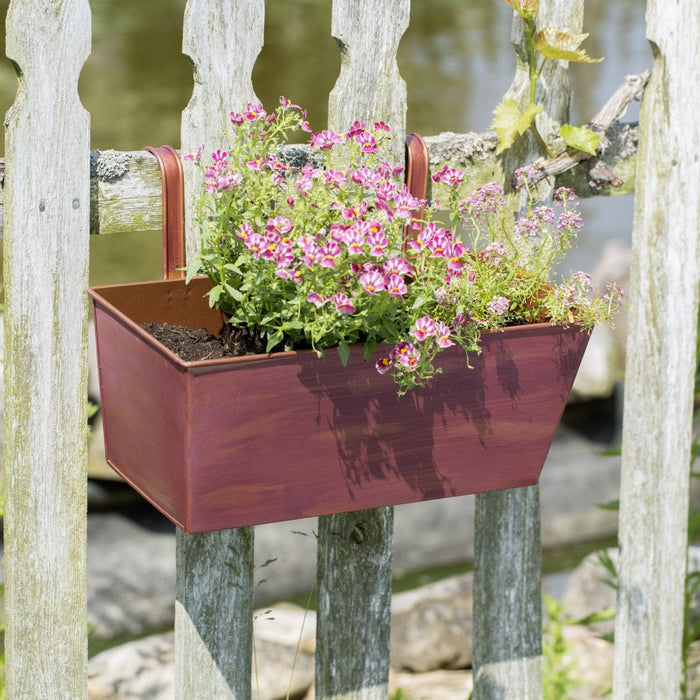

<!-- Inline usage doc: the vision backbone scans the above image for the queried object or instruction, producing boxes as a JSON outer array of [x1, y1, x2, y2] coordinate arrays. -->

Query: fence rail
[[2, 0, 698, 699], [0, 115, 640, 240]]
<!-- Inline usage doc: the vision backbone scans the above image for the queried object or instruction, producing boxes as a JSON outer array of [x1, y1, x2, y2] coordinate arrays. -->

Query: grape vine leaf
[[491, 100, 542, 154], [500, 0, 538, 20], [559, 124, 601, 156], [534, 28, 603, 63]]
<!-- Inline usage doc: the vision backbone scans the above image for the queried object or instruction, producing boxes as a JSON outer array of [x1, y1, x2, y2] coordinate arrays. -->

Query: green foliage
[[493, 1, 603, 158], [492, 100, 542, 154], [533, 29, 603, 64], [542, 593, 615, 699], [682, 429, 700, 698], [559, 124, 602, 156], [501, 0, 539, 20], [542, 594, 582, 699], [190, 99, 622, 394], [86, 400, 99, 442]]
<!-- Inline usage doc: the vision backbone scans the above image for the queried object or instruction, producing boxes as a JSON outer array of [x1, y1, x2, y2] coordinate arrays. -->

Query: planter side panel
[[90, 279, 588, 532], [184, 325, 587, 531], [92, 301, 189, 527]]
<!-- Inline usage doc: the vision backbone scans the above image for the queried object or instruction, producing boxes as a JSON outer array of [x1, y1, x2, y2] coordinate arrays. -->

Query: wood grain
[[3, 0, 91, 697], [316, 2, 410, 697], [613, 1, 700, 696], [175, 1, 265, 698], [472, 2, 584, 697]]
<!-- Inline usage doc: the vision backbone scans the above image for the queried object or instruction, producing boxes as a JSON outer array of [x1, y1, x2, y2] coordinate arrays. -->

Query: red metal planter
[[88, 275, 589, 533]]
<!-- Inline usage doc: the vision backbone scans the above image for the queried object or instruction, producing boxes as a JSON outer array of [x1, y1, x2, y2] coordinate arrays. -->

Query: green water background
[[0, 0, 648, 286]]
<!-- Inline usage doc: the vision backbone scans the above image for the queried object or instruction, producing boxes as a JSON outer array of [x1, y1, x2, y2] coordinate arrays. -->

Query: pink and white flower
[[331, 293, 356, 315], [410, 316, 435, 341], [385, 274, 408, 298], [359, 270, 385, 295], [434, 321, 455, 348], [306, 292, 328, 308]]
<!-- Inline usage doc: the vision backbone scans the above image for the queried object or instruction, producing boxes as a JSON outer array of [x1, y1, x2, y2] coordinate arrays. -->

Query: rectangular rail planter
[[89, 276, 589, 533]]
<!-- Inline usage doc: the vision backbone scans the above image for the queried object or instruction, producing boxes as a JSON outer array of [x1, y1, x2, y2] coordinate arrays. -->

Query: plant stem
[[525, 18, 557, 159]]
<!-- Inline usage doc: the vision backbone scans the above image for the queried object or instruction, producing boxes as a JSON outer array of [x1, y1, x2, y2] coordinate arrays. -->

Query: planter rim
[[88, 277, 586, 371]]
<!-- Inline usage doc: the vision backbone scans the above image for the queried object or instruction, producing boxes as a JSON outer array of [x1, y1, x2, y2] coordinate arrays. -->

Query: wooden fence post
[[3, 1, 91, 697], [174, 2, 264, 698], [472, 2, 583, 697], [314, 1, 408, 698], [612, 0, 700, 696]]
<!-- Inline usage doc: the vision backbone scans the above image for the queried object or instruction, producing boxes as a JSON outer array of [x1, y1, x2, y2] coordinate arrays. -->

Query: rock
[[569, 239, 631, 403], [564, 546, 700, 637], [562, 549, 618, 635], [252, 603, 316, 699], [390, 574, 473, 672], [570, 324, 620, 402], [87, 512, 175, 639], [87, 604, 316, 700], [564, 625, 614, 700], [389, 669, 473, 700], [88, 632, 174, 700], [592, 239, 631, 354]]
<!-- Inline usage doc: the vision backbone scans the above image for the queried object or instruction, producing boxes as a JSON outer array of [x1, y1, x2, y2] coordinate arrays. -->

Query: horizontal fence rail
[[0, 119, 641, 239]]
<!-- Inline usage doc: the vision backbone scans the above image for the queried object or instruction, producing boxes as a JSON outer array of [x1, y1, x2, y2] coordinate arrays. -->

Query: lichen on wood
[[174, 2, 265, 699], [3, 0, 91, 697], [612, 2, 700, 697]]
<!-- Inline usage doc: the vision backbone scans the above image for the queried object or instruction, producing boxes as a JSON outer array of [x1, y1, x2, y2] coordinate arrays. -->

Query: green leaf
[[208, 285, 223, 306], [411, 295, 427, 311], [572, 606, 616, 626], [265, 330, 284, 353], [597, 499, 620, 511], [534, 28, 603, 64], [224, 283, 244, 302], [559, 124, 601, 155], [491, 100, 542, 154], [184, 257, 202, 284], [338, 342, 350, 367], [363, 338, 377, 361], [500, 0, 538, 19]]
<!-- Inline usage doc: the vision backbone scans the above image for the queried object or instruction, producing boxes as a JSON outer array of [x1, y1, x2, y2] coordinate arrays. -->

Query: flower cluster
[[187, 99, 622, 394]]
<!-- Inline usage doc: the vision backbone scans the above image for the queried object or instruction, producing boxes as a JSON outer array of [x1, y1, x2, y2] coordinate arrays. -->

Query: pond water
[[0, 0, 649, 285]]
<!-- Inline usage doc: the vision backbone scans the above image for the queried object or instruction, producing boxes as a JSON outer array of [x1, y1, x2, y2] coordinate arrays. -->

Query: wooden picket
[[1, 0, 697, 698], [612, 0, 700, 697], [472, 3, 583, 697], [3, 1, 91, 698], [315, 3, 409, 697], [176, 1, 264, 697]]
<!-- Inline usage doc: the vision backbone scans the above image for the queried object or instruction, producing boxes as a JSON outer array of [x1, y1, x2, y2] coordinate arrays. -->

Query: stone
[[564, 625, 613, 700], [87, 512, 175, 639], [88, 632, 174, 700], [390, 574, 473, 672], [87, 604, 316, 700], [252, 603, 316, 699], [569, 239, 631, 403], [592, 239, 631, 350], [389, 669, 473, 700], [564, 546, 700, 638], [562, 549, 618, 635], [569, 323, 620, 402]]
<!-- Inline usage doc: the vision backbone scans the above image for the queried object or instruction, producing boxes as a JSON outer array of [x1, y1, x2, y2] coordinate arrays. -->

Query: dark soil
[[141, 322, 265, 361]]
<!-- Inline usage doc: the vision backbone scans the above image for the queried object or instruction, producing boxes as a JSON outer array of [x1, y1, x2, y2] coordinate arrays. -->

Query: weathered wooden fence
[[1, 0, 698, 699]]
